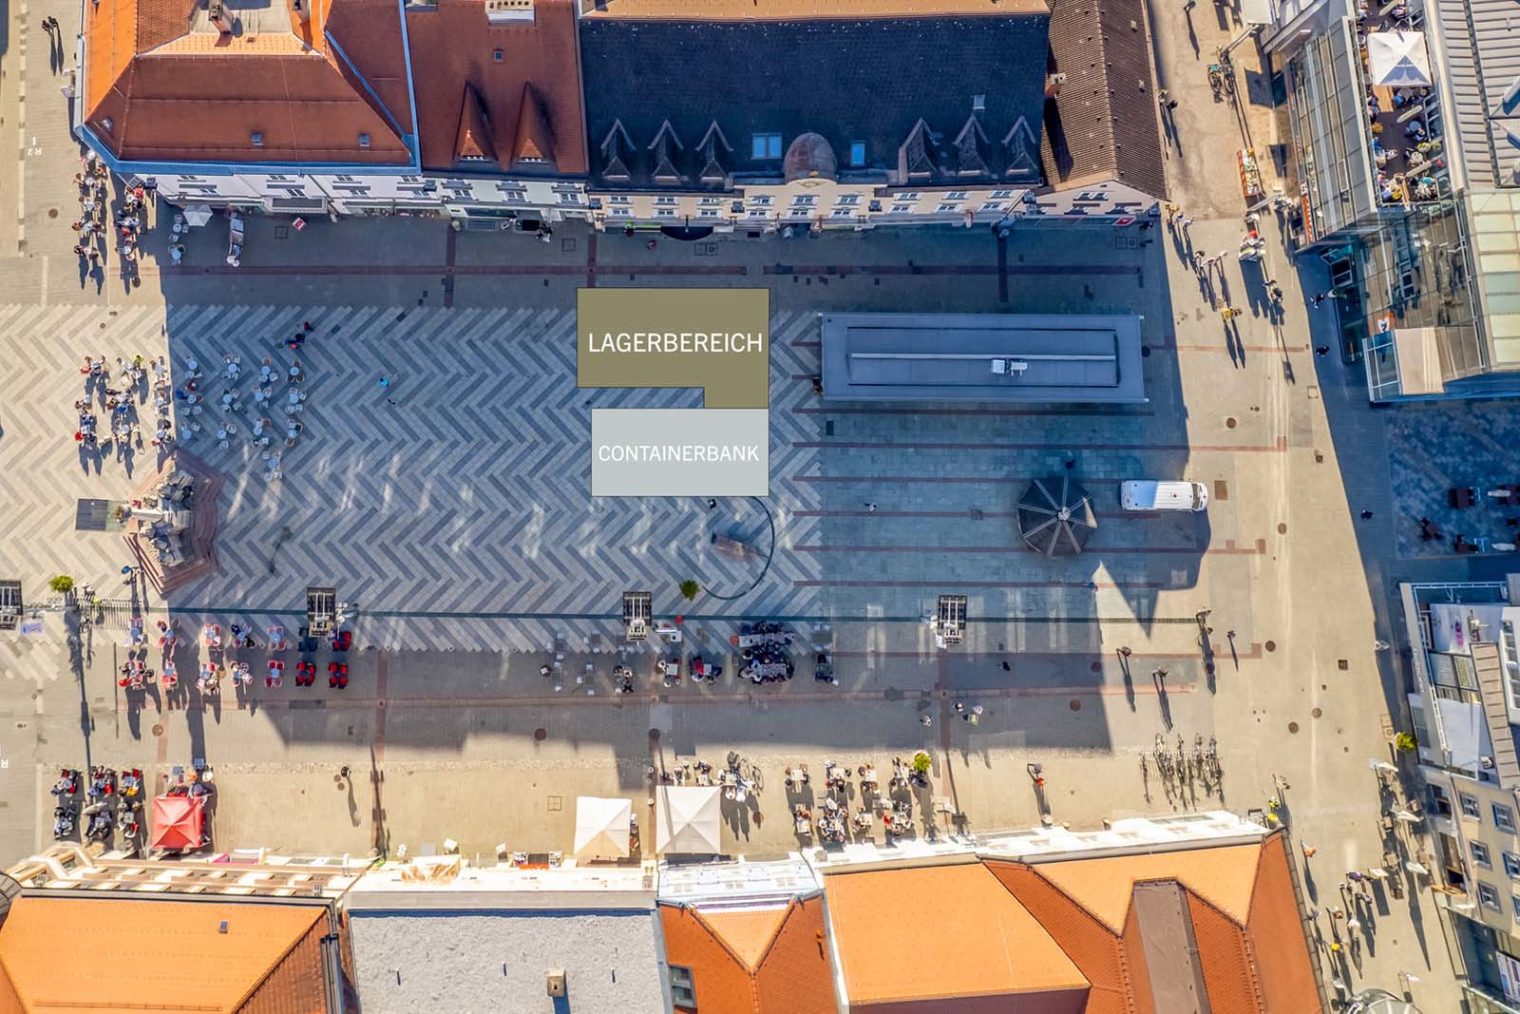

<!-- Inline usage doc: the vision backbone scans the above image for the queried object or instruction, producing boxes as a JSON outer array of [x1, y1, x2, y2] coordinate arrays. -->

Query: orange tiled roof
[[1025, 843, 1264, 933], [83, 0, 412, 164], [0, 897, 329, 1011], [989, 832, 1320, 1014], [405, 0, 587, 174], [659, 895, 838, 1013], [823, 861, 1088, 1009]]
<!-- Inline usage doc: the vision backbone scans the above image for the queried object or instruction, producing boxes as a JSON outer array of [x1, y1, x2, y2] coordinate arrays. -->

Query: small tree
[[912, 751, 932, 774], [678, 580, 700, 601], [1394, 731, 1418, 753], [48, 575, 74, 594]]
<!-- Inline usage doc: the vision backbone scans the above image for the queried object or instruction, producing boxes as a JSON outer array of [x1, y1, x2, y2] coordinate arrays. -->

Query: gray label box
[[591, 408, 770, 497]]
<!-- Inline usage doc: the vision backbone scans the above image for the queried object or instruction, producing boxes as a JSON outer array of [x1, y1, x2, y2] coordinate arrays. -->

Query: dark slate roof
[[579, 14, 1052, 189], [1040, 0, 1167, 198]]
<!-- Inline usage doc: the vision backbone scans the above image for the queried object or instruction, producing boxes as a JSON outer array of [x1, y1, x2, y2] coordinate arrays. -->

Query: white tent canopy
[[1367, 32, 1432, 87], [654, 786, 722, 855], [573, 796, 632, 859], [180, 204, 214, 228]]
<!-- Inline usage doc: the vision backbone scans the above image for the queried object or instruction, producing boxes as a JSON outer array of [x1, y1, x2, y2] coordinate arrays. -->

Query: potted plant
[[48, 575, 75, 595], [678, 580, 700, 601], [911, 751, 932, 774], [1394, 731, 1418, 753]]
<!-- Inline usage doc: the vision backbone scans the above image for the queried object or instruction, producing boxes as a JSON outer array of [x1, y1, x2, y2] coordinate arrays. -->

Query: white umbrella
[[181, 204, 214, 228], [1393, 809, 1422, 823], [1404, 859, 1429, 875], [654, 786, 722, 855], [1368, 760, 1398, 773], [573, 796, 632, 859], [1367, 32, 1432, 87]]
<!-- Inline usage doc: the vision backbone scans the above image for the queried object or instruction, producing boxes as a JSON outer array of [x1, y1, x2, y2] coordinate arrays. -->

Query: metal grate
[[75, 499, 111, 531], [0, 581, 21, 631]]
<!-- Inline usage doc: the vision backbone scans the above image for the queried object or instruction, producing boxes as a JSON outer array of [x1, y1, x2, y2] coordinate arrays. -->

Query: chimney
[[1045, 73, 1066, 99]]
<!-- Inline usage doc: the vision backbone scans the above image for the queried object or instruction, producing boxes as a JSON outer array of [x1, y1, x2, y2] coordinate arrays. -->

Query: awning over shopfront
[[151, 794, 204, 851], [574, 796, 632, 859], [654, 786, 721, 855]]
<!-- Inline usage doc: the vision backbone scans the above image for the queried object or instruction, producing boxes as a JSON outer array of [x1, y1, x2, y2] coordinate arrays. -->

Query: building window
[[1430, 784, 1454, 818], [655, 196, 677, 206], [791, 195, 816, 207], [1512, 894, 1520, 919], [1505, 852, 1520, 878], [654, 208, 678, 218], [609, 195, 631, 205], [607, 207, 631, 218], [250, 131, 265, 147], [991, 189, 1014, 199], [1496, 805, 1517, 833], [1075, 190, 1108, 202], [751, 133, 782, 159], [947, 191, 969, 200], [748, 195, 773, 207], [936, 203, 959, 214], [557, 191, 582, 205], [698, 208, 720, 218], [890, 204, 912, 214], [1473, 840, 1493, 868], [670, 965, 696, 1007], [831, 208, 856, 218], [698, 196, 722, 206], [849, 141, 866, 167], [836, 194, 860, 206], [493, 48, 504, 62], [1462, 793, 1482, 819], [1479, 881, 1503, 911]]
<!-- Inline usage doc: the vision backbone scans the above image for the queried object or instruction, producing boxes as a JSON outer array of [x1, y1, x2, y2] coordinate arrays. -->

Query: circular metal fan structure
[[1016, 475, 1097, 557]]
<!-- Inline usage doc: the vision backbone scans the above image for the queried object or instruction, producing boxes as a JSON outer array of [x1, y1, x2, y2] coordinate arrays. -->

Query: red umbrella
[[151, 794, 204, 851]]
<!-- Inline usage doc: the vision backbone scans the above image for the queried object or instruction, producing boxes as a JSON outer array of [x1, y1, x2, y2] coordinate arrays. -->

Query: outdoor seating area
[[537, 619, 837, 694], [1359, 22, 1445, 205]]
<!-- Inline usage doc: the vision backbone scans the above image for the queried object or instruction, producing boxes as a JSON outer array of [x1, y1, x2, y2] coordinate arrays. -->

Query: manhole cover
[[533, 728, 547, 741], [1089, 662, 1102, 673], [1277, 523, 1287, 534], [1288, 722, 1300, 734], [1069, 699, 1081, 711], [1264, 640, 1277, 652], [1225, 417, 1238, 429], [648, 728, 662, 741], [47, 208, 58, 219], [1312, 707, 1323, 718], [151, 724, 164, 736], [1337, 659, 1349, 671]]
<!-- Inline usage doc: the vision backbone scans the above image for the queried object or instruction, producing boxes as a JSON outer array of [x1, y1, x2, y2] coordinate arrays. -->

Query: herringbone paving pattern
[[0, 303, 829, 657], [0, 299, 1207, 666]]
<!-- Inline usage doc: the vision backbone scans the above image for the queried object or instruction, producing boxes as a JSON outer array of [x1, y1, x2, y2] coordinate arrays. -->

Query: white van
[[1120, 480, 1209, 512]]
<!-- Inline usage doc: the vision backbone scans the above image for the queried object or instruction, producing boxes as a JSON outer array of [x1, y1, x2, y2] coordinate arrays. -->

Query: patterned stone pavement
[[1387, 400, 1520, 558], [0, 291, 1218, 672]]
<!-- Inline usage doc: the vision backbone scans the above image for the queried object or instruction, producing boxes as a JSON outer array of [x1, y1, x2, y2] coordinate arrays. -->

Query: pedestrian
[[1311, 292, 1330, 306], [1178, 216, 1192, 231], [863, 502, 877, 512], [1315, 345, 1330, 356], [953, 701, 966, 714], [302, 320, 314, 332], [1347, 870, 1366, 883], [1118, 646, 1132, 657], [1301, 839, 1317, 859], [1360, 509, 1374, 520], [1000, 660, 1011, 671], [377, 376, 391, 391], [920, 714, 932, 727], [1220, 306, 1240, 321], [706, 498, 717, 510]]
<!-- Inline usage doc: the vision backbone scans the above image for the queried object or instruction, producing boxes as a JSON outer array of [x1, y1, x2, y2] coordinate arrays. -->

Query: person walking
[[863, 502, 877, 512]]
